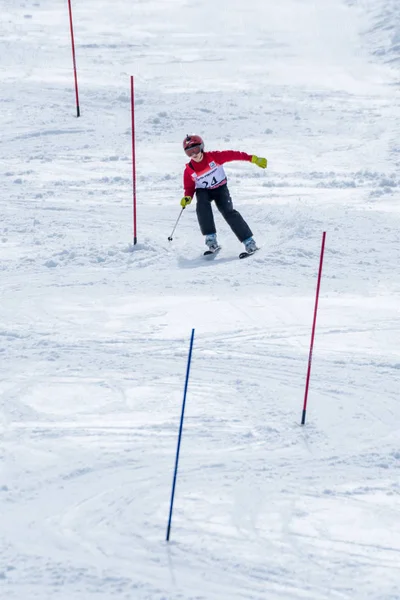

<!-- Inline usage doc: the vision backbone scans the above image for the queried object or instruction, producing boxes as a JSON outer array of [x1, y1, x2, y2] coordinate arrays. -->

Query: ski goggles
[[185, 145, 202, 157]]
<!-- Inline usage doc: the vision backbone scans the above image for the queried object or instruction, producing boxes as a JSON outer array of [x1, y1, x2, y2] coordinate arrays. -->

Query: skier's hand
[[180, 196, 192, 208], [251, 155, 267, 169]]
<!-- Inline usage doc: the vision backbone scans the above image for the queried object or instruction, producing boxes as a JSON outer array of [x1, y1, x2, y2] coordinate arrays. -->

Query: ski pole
[[168, 208, 185, 241]]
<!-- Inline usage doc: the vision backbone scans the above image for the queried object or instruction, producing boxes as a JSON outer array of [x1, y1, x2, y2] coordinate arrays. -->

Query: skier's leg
[[214, 185, 253, 242], [196, 188, 216, 235]]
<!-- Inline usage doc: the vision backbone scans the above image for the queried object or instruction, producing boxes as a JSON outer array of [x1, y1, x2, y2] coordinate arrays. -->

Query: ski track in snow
[[1, 0, 400, 599]]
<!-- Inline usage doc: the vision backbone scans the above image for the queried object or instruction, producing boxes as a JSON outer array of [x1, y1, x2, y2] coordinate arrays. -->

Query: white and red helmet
[[183, 134, 204, 155]]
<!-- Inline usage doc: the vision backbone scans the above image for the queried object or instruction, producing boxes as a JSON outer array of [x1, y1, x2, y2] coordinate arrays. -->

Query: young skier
[[180, 134, 267, 256]]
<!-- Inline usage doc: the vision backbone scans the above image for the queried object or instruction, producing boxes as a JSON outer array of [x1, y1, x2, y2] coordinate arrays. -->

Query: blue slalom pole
[[166, 328, 195, 542]]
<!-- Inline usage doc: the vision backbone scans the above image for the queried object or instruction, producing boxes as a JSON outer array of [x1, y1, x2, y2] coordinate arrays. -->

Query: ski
[[239, 248, 259, 259], [204, 246, 221, 257]]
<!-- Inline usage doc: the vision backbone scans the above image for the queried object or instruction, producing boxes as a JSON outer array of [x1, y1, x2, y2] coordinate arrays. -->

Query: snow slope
[[1, 0, 400, 599]]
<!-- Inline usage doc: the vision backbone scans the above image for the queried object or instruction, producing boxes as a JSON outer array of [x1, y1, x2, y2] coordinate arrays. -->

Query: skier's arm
[[211, 150, 253, 164], [183, 166, 196, 198], [212, 150, 267, 168]]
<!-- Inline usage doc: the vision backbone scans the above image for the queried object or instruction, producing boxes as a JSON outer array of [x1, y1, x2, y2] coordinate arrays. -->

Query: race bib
[[192, 162, 227, 189]]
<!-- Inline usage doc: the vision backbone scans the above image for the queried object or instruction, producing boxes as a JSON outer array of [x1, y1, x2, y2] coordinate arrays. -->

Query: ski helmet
[[183, 134, 204, 154]]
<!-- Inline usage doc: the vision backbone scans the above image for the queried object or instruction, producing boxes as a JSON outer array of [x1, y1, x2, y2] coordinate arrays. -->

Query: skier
[[180, 134, 267, 256]]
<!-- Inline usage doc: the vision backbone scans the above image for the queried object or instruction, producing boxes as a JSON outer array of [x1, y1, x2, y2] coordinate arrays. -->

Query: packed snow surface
[[1, 0, 399, 598]]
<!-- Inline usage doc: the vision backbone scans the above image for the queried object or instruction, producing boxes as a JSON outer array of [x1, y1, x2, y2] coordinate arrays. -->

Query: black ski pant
[[195, 184, 253, 243]]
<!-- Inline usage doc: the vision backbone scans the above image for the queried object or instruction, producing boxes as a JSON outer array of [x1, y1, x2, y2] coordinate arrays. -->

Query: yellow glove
[[180, 196, 192, 208], [251, 155, 267, 169]]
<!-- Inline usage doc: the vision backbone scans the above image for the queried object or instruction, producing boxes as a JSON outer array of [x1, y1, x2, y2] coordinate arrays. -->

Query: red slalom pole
[[67, 0, 80, 117], [301, 231, 326, 425], [131, 76, 137, 245]]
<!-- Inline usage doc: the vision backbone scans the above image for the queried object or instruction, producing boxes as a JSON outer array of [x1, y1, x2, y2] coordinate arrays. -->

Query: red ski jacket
[[183, 150, 252, 197]]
